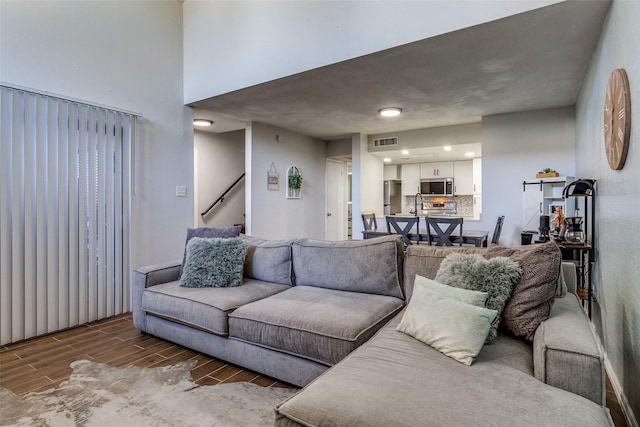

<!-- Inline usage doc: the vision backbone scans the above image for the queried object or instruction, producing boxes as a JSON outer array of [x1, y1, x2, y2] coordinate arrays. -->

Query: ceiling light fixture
[[383, 158, 392, 162], [193, 119, 213, 127], [443, 146, 452, 151], [465, 152, 475, 157], [378, 107, 402, 117], [401, 150, 409, 155]]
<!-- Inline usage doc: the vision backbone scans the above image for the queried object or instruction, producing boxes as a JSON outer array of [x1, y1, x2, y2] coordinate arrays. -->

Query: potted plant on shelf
[[536, 168, 559, 178]]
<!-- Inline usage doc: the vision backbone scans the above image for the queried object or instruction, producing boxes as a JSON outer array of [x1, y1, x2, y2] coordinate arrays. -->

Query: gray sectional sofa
[[132, 234, 612, 426]]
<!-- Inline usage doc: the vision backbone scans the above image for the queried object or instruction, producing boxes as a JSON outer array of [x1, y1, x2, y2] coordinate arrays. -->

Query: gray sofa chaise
[[132, 235, 612, 426]]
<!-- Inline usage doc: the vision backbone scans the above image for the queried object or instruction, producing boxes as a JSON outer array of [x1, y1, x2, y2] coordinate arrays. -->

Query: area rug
[[0, 359, 297, 427]]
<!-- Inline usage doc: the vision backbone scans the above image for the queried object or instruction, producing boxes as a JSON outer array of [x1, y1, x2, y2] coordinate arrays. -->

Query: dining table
[[362, 225, 490, 247]]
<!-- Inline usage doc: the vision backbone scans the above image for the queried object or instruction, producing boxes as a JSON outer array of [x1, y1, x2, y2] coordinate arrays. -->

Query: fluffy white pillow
[[414, 274, 488, 307], [397, 279, 497, 366]]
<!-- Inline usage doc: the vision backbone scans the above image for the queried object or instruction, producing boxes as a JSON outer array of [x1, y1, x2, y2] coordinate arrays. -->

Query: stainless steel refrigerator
[[384, 180, 402, 215]]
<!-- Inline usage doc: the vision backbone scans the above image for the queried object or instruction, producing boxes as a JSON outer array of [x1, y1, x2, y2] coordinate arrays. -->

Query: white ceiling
[[190, 1, 610, 142]]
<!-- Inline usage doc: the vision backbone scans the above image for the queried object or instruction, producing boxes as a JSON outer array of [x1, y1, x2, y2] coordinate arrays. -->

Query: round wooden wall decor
[[603, 68, 631, 170]]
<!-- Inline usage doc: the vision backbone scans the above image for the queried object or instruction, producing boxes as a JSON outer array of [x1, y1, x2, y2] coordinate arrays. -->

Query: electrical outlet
[[175, 185, 187, 197]]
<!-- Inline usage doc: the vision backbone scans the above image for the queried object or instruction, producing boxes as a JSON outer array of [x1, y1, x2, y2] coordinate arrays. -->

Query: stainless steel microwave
[[420, 178, 454, 196]]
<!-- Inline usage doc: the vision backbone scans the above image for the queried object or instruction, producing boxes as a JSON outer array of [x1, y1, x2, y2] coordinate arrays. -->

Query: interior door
[[326, 159, 346, 240], [522, 185, 543, 232]]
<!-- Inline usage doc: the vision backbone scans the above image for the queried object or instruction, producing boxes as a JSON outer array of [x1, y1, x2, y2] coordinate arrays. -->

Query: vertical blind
[[0, 85, 134, 345]]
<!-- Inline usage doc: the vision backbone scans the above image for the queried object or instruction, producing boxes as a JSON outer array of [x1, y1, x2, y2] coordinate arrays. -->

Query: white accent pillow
[[397, 280, 497, 366], [414, 274, 488, 307]]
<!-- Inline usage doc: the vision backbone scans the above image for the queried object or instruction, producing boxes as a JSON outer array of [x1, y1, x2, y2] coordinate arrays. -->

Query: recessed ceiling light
[[443, 146, 452, 151], [193, 119, 213, 127], [378, 107, 402, 117], [401, 150, 409, 155], [383, 158, 392, 162], [465, 152, 475, 157]]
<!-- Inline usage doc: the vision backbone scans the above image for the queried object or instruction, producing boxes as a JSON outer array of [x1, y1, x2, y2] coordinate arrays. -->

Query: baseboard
[[605, 357, 639, 427]]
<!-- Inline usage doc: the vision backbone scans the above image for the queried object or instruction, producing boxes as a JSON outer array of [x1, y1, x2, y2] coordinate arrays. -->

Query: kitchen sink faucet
[[414, 193, 423, 216]]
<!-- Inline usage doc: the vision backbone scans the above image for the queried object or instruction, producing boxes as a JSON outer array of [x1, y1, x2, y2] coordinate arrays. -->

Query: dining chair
[[386, 216, 420, 246], [361, 213, 378, 231], [424, 217, 463, 246], [491, 215, 505, 245]]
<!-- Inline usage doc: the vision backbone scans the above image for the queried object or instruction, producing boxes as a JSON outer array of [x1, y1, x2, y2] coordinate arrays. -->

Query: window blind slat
[[35, 94, 49, 336], [1, 88, 14, 343], [77, 104, 90, 325], [11, 90, 26, 343], [57, 101, 71, 332], [67, 103, 80, 327], [47, 97, 60, 332]]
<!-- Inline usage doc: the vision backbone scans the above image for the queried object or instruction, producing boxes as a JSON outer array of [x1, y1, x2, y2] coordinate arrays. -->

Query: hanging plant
[[288, 172, 303, 190]]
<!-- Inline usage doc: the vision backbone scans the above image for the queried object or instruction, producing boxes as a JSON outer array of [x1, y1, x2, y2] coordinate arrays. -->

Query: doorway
[[325, 159, 349, 240]]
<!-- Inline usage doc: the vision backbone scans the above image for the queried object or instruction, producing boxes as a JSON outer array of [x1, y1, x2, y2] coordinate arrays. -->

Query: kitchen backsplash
[[402, 195, 474, 217]]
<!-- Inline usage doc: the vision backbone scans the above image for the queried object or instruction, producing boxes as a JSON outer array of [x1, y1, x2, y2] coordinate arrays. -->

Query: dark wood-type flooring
[[0, 314, 631, 427]]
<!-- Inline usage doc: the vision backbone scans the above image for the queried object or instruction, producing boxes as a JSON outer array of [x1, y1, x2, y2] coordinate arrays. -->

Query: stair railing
[[200, 173, 245, 217]]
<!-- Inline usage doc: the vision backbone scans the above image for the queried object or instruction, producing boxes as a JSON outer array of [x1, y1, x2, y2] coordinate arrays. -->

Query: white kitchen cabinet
[[453, 160, 473, 195], [401, 163, 421, 196], [473, 194, 482, 219], [420, 161, 453, 179], [522, 176, 575, 232], [473, 158, 482, 195], [383, 164, 400, 181]]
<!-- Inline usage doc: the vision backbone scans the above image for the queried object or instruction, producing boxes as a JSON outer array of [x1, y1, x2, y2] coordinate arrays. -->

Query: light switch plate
[[175, 185, 187, 197]]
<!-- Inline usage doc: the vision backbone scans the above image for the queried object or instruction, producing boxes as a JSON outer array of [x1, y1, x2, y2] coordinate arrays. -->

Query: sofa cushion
[[403, 245, 486, 300], [179, 226, 242, 277], [275, 313, 612, 427], [396, 279, 497, 365], [243, 236, 293, 286], [180, 237, 247, 288], [487, 241, 562, 340], [291, 235, 404, 298], [141, 278, 290, 336], [434, 253, 522, 343], [228, 286, 404, 365]]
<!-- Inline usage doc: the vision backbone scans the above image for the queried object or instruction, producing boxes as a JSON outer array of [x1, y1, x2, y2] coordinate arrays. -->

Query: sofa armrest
[[132, 260, 181, 330], [533, 293, 605, 405]]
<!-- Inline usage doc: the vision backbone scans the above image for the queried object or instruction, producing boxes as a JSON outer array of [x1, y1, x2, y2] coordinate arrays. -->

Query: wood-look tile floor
[[0, 314, 292, 397], [0, 313, 631, 427]]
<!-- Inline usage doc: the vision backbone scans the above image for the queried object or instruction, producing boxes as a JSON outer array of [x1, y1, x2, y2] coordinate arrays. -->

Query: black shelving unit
[[558, 179, 596, 318]]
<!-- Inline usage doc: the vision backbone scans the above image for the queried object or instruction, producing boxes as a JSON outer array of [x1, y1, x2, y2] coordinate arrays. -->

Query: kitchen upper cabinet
[[383, 164, 400, 181], [401, 163, 421, 196], [473, 158, 482, 194], [453, 160, 473, 195], [420, 161, 453, 179]]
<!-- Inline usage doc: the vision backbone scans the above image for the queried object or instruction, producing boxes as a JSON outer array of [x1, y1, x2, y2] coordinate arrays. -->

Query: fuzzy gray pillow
[[179, 226, 242, 278], [180, 237, 247, 288], [435, 253, 522, 343]]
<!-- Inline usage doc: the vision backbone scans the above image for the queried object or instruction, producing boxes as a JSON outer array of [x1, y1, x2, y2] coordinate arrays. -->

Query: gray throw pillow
[[180, 237, 247, 288], [486, 242, 562, 341], [179, 226, 242, 277], [434, 253, 522, 343]]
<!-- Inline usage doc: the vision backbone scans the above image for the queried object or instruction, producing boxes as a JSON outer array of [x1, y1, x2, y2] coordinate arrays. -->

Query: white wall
[[246, 122, 327, 240], [0, 1, 193, 269], [195, 130, 245, 228], [481, 107, 576, 246], [182, 0, 563, 103], [575, 1, 640, 422]]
